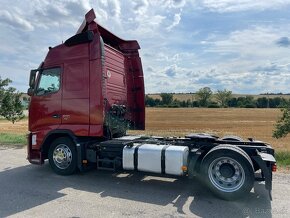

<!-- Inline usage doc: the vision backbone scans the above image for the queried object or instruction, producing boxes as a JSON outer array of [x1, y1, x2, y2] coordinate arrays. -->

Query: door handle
[[52, 114, 61, 119]]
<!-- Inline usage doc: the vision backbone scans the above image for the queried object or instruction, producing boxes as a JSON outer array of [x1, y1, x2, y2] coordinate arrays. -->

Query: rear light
[[181, 166, 187, 172], [82, 160, 88, 164], [272, 163, 277, 172]]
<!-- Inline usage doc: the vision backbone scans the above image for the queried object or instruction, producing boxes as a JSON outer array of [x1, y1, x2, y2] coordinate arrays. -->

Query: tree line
[[146, 87, 290, 109]]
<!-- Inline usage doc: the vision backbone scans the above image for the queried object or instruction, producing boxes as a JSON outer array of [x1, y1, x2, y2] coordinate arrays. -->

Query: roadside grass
[[0, 133, 26, 147], [275, 150, 290, 170]]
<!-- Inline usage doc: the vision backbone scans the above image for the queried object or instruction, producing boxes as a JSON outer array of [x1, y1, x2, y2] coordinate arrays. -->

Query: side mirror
[[29, 70, 37, 88], [27, 87, 34, 96]]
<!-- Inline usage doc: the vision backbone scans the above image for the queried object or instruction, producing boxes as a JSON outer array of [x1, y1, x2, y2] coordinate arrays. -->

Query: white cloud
[[200, 0, 290, 12], [144, 23, 290, 93], [0, 10, 34, 31], [166, 13, 181, 31], [133, 0, 149, 15], [130, 14, 166, 36], [195, 25, 290, 93], [33, 0, 92, 29], [107, 0, 121, 18], [162, 0, 187, 8], [203, 25, 290, 69]]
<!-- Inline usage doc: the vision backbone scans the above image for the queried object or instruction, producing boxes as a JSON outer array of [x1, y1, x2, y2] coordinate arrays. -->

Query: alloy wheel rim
[[53, 144, 72, 169], [208, 157, 245, 192]]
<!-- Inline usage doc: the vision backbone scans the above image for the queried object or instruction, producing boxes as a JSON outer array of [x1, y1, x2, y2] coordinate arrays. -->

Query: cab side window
[[36, 68, 61, 96]]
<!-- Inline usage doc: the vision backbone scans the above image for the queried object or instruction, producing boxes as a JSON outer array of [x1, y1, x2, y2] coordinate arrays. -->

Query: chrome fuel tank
[[123, 144, 188, 176]]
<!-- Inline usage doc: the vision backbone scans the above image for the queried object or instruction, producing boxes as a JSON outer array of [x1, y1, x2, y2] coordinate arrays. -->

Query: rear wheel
[[48, 137, 77, 175], [201, 145, 254, 200]]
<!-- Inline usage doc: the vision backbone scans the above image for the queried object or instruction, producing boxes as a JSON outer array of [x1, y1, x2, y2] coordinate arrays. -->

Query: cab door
[[29, 67, 62, 133], [60, 60, 90, 136]]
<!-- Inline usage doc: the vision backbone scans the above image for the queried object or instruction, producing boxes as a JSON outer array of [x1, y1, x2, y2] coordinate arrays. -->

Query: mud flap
[[252, 152, 276, 200], [76, 143, 86, 172], [188, 149, 203, 179]]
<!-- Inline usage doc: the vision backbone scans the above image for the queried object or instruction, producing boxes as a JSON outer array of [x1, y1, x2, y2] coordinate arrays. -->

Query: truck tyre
[[48, 137, 77, 175], [201, 145, 254, 200]]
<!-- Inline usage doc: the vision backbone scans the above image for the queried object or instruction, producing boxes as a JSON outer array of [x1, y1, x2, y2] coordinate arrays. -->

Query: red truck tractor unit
[[27, 9, 276, 200]]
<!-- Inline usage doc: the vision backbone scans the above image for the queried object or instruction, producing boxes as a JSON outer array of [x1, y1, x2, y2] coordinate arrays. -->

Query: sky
[[1, 0, 290, 94]]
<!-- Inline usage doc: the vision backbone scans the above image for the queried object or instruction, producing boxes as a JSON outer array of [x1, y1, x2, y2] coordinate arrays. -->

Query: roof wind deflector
[[76, 8, 96, 34], [64, 31, 94, 47]]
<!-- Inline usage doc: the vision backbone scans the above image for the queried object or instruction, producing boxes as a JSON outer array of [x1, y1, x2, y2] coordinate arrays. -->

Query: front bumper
[[27, 133, 44, 165]]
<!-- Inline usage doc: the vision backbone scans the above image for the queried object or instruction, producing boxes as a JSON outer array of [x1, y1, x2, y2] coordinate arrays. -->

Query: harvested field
[[129, 108, 290, 151], [0, 119, 28, 135], [0, 108, 289, 151]]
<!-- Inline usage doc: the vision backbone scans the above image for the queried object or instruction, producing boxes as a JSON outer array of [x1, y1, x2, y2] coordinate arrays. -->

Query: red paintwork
[[28, 9, 145, 163]]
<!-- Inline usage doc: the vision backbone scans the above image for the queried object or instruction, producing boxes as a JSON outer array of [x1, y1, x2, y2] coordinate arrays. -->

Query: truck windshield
[[36, 68, 61, 96]]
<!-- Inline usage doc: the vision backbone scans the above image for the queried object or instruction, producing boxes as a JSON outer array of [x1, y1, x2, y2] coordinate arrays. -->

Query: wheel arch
[[41, 130, 78, 160], [202, 144, 254, 171], [220, 135, 243, 142], [189, 144, 256, 177]]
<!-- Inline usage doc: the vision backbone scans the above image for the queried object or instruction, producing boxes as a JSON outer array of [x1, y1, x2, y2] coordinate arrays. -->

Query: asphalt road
[[0, 147, 289, 218]]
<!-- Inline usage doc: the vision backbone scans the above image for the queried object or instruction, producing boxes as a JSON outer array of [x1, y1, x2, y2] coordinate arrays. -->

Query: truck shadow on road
[[0, 163, 272, 218]]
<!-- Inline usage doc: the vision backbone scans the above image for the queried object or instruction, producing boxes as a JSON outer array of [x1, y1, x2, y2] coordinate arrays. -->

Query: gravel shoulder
[[0, 147, 289, 218]]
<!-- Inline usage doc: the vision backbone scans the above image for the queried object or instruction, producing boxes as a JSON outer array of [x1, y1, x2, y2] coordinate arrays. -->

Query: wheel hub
[[219, 163, 235, 178], [208, 157, 245, 192], [53, 144, 72, 169]]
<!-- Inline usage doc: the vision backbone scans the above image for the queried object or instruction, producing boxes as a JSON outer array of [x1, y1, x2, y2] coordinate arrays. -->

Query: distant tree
[[192, 101, 199, 107], [269, 98, 277, 108], [237, 97, 246, 107], [236, 96, 256, 108], [244, 96, 256, 108], [196, 87, 212, 107], [160, 93, 173, 105], [145, 95, 156, 107], [186, 99, 192, 107], [0, 77, 12, 101], [0, 77, 24, 124], [269, 97, 286, 108], [154, 98, 161, 106], [256, 97, 268, 108], [181, 100, 187, 107], [215, 89, 232, 107], [273, 101, 290, 138], [171, 99, 181, 108], [228, 97, 238, 107], [208, 101, 220, 108], [179, 99, 191, 108]]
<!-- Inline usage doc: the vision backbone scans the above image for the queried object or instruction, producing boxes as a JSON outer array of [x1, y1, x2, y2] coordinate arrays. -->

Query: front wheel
[[48, 137, 77, 175], [201, 145, 254, 200]]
